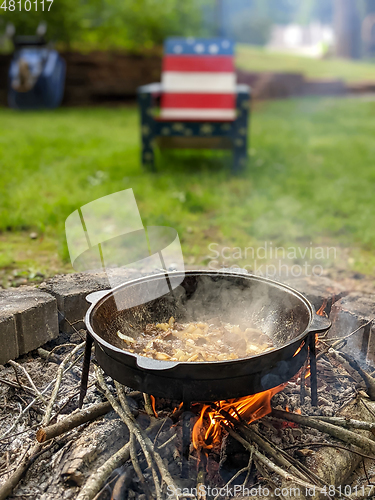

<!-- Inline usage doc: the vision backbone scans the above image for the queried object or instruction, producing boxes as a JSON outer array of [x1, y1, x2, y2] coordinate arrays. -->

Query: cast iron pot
[[85, 270, 330, 402]]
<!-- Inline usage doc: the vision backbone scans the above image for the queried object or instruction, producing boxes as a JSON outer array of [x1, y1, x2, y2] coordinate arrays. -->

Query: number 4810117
[[1, 0, 54, 11]]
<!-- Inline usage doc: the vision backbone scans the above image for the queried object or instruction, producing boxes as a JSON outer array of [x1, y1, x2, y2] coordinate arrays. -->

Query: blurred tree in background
[[296, 0, 334, 24], [0, 0, 207, 51], [218, 0, 296, 45], [80, 0, 206, 50], [217, 0, 335, 46], [1, 0, 374, 57], [228, 11, 271, 45], [0, 0, 86, 47]]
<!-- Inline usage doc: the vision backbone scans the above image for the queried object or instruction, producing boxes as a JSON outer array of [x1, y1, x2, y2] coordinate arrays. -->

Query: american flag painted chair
[[137, 38, 251, 173]]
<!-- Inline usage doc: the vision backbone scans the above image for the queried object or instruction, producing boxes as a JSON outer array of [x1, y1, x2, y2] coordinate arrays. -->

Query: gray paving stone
[[329, 292, 375, 364], [0, 313, 18, 366], [38, 268, 142, 334], [0, 287, 59, 364], [282, 275, 348, 313]]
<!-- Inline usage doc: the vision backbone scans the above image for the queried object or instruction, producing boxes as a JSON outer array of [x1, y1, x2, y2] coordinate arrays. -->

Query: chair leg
[[233, 88, 250, 173], [141, 138, 155, 171], [138, 91, 156, 171], [233, 138, 247, 173]]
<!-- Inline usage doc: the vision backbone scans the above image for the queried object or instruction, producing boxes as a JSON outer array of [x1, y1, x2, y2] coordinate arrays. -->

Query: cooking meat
[[116, 317, 274, 362]]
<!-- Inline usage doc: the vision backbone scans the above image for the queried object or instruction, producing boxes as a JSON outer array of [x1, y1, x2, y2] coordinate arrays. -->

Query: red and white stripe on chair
[[160, 38, 236, 121]]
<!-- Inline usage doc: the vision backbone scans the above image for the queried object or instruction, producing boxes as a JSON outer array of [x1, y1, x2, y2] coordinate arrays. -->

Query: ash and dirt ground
[[0, 327, 371, 500]]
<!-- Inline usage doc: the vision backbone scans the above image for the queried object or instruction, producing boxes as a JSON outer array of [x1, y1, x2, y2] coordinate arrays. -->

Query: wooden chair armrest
[[137, 82, 163, 96], [236, 84, 251, 95]]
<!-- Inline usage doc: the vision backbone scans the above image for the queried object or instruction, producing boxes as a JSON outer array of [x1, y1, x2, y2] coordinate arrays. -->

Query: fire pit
[[4, 271, 375, 500], [83, 271, 330, 403]]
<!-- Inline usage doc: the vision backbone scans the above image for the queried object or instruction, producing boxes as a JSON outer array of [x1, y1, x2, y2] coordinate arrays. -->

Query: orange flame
[[192, 384, 285, 451], [293, 341, 305, 357], [150, 395, 158, 418], [282, 406, 301, 427], [316, 299, 327, 316], [172, 402, 183, 414]]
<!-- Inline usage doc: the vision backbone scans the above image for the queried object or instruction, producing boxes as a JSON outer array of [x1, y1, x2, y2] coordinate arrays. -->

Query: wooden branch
[[129, 433, 153, 500], [334, 350, 375, 400], [76, 441, 130, 500], [285, 442, 375, 460], [0, 442, 54, 500], [37, 347, 61, 364], [213, 453, 253, 500], [0, 346, 84, 441], [244, 425, 328, 488], [0, 344, 86, 499], [310, 415, 375, 434], [215, 404, 320, 486], [95, 367, 162, 500], [242, 397, 375, 500], [143, 393, 156, 417], [117, 382, 168, 500], [328, 349, 363, 383], [348, 486, 375, 500], [0, 377, 37, 397], [239, 424, 313, 484], [42, 342, 85, 427], [272, 408, 375, 455], [95, 366, 193, 499], [8, 360, 47, 405], [226, 427, 325, 493], [226, 426, 353, 500], [36, 401, 113, 443], [116, 383, 188, 499]]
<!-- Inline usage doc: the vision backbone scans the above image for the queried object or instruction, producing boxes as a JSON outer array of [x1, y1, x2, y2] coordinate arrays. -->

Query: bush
[[0, 0, 83, 47], [0, 0, 207, 51]]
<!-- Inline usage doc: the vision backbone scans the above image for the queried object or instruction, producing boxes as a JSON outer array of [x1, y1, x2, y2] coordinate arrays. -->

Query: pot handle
[[307, 313, 331, 333], [136, 356, 179, 371], [86, 290, 110, 305]]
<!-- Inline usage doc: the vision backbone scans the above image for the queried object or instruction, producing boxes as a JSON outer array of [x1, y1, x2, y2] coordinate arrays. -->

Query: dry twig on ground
[[75, 441, 131, 500], [310, 415, 375, 433], [36, 401, 113, 443], [42, 342, 85, 426], [272, 408, 375, 455], [94, 366, 195, 499], [8, 360, 47, 405], [0, 343, 85, 499]]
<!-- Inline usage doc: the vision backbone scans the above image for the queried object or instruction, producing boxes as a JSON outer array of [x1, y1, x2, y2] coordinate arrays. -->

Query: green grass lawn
[[236, 45, 375, 82], [1, 97, 375, 286]]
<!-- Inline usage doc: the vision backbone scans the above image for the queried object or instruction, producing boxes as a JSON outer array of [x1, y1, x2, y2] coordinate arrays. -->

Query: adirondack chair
[[137, 37, 251, 173]]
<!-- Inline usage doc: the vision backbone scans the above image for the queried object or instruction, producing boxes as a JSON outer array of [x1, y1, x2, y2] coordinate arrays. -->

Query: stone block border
[[0, 287, 59, 365], [1, 269, 373, 367]]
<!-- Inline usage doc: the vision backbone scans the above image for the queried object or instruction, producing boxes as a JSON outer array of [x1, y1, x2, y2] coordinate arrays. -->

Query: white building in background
[[267, 22, 334, 58]]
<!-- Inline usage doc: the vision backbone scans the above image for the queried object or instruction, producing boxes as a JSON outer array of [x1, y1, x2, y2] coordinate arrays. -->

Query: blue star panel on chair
[[137, 37, 251, 173]]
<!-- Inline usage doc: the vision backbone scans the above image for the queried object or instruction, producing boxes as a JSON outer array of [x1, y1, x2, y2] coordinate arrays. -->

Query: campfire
[[1, 271, 375, 500], [191, 386, 285, 453]]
